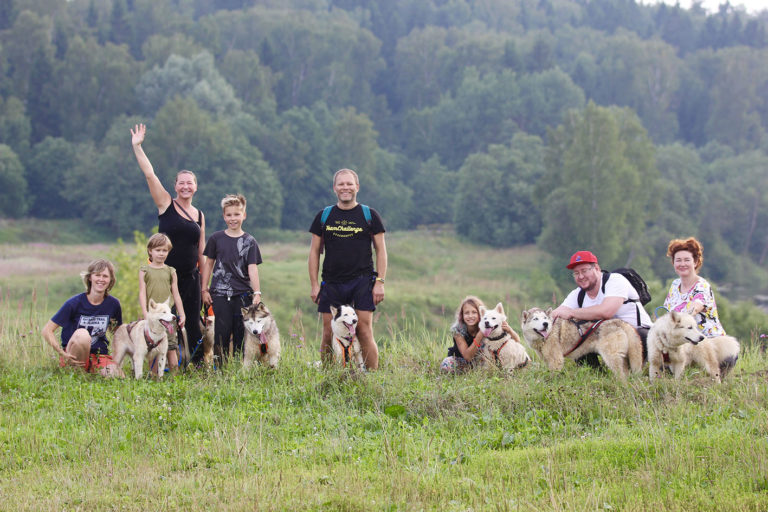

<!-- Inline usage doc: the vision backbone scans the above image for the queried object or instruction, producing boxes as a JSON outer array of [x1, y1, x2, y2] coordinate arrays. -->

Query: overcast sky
[[646, 0, 768, 14]]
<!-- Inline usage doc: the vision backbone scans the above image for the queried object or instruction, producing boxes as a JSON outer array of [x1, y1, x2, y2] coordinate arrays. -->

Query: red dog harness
[[125, 321, 163, 352]]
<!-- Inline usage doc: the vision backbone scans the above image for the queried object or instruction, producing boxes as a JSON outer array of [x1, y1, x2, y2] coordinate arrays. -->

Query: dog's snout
[[543, 321, 549, 330]]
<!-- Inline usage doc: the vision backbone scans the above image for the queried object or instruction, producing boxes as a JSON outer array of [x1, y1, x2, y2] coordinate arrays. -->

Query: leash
[[654, 306, 669, 320], [563, 319, 604, 357]]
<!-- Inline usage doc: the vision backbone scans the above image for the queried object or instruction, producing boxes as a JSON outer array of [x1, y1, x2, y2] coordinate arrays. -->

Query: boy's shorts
[[59, 353, 115, 373], [317, 274, 375, 313]]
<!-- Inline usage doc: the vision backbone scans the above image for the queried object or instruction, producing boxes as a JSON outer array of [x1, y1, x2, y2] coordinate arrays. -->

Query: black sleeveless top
[[158, 201, 202, 276]]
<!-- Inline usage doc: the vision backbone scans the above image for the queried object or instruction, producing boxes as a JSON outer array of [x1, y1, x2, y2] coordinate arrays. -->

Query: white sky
[[646, 0, 768, 14]]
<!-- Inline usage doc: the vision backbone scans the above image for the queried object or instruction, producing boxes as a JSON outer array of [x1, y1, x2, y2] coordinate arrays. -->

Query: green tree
[[0, 95, 31, 158], [55, 36, 138, 142], [454, 133, 546, 246], [135, 52, 240, 117], [538, 102, 658, 269], [0, 143, 28, 217], [25, 136, 77, 218]]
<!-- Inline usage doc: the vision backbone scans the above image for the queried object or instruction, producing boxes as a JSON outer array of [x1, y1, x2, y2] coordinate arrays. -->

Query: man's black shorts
[[317, 275, 375, 313]]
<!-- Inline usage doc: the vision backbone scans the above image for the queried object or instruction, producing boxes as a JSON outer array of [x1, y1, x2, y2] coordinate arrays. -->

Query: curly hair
[[666, 237, 704, 271], [450, 295, 486, 332], [80, 259, 117, 296]]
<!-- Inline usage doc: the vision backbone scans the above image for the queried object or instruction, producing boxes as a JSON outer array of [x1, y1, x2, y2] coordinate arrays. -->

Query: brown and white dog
[[112, 298, 175, 379], [330, 305, 364, 370], [241, 302, 281, 369], [520, 307, 643, 380], [647, 311, 739, 383]]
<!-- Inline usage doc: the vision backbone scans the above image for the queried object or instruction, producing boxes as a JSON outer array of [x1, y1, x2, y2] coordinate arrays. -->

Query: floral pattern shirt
[[663, 277, 725, 337]]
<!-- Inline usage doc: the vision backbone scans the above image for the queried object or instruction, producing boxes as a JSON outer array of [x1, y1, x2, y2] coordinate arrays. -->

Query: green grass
[[1, 232, 767, 510]]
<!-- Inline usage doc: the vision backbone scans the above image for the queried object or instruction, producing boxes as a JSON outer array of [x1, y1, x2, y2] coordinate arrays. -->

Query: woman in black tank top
[[132, 123, 205, 363]]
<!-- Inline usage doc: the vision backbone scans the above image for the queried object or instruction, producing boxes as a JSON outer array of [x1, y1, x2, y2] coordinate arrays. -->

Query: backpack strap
[[361, 204, 372, 225], [320, 205, 334, 226], [576, 271, 642, 326], [577, 271, 610, 308]]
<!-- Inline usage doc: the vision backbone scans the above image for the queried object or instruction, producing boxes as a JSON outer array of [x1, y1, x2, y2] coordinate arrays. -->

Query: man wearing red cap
[[551, 251, 652, 339]]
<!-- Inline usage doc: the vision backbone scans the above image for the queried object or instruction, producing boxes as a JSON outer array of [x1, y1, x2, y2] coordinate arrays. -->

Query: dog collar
[[144, 325, 163, 351], [486, 332, 507, 342]]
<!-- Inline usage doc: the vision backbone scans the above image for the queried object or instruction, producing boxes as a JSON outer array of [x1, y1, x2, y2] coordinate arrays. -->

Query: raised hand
[[131, 123, 146, 146]]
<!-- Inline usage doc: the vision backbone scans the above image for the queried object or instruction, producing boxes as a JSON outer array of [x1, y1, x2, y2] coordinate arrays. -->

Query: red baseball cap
[[566, 250, 599, 269]]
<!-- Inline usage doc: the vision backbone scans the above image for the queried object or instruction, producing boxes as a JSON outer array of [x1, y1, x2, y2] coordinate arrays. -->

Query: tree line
[[1, 0, 767, 294]]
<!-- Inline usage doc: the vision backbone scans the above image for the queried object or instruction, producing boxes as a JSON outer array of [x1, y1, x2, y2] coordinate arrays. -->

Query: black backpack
[[577, 268, 651, 325]]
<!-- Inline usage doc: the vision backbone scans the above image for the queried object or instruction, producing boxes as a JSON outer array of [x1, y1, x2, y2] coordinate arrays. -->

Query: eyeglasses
[[572, 268, 595, 278]]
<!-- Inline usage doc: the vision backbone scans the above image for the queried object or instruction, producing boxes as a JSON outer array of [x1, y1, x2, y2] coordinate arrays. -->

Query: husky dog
[[648, 311, 739, 383], [330, 305, 365, 369], [113, 298, 175, 379], [241, 302, 281, 369], [520, 307, 643, 380], [477, 303, 530, 371]]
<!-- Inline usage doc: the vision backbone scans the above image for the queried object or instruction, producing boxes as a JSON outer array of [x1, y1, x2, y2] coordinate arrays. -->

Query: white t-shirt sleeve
[[604, 273, 632, 300], [561, 288, 581, 308]]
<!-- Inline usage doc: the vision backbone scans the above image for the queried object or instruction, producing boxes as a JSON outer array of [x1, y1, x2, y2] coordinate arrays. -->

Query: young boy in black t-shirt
[[201, 194, 262, 364]]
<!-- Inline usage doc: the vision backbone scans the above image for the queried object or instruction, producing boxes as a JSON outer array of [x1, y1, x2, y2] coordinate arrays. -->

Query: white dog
[[241, 302, 281, 369], [478, 303, 530, 371], [330, 304, 365, 370], [112, 298, 175, 379], [648, 311, 739, 383]]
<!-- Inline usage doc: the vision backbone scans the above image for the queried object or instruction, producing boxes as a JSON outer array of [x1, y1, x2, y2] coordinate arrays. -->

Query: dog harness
[[125, 321, 164, 352], [334, 336, 355, 366], [489, 339, 508, 364], [562, 319, 604, 357]]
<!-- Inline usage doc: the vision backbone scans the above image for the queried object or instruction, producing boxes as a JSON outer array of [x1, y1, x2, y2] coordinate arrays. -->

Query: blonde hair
[[80, 259, 116, 296], [221, 194, 246, 212], [451, 295, 485, 331], [667, 237, 704, 271], [175, 170, 197, 184], [333, 168, 359, 186], [146, 233, 172, 261]]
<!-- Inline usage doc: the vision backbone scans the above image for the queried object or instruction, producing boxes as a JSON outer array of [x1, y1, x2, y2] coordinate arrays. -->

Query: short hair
[[221, 194, 246, 212], [146, 233, 172, 261], [667, 237, 704, 271], [333, 168, 359, 186], [451, 295, 486, 331], [80, 259, 116, 296], [175, 170, 197, 184]]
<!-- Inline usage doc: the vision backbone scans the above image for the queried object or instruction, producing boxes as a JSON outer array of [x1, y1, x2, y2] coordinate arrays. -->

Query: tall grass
[[1, 231, 767, 510]]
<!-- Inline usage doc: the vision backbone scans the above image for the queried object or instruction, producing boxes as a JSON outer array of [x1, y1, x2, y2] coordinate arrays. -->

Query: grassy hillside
[[1, 229, 767, 510]]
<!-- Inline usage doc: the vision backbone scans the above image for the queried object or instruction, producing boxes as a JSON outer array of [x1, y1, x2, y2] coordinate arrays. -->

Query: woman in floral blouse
[[663, 237, 726, 337]]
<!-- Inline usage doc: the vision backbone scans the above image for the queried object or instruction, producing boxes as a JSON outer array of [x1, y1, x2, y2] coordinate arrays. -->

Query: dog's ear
[[495, 302, 504, 315], [241, 307, 249, 317], [478, 306, 486, 317], [670, 311, 679, 324], [545, 307, 552, 316], [329, 305, 338, 318], [256, 301, 266, 311], [149, 298, 157, 309], [521, 309, 529, 323], [163, 296, 171, 306]]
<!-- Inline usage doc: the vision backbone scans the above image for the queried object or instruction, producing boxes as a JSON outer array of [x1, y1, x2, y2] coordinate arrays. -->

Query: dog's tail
[[180, 327, 190, 367]]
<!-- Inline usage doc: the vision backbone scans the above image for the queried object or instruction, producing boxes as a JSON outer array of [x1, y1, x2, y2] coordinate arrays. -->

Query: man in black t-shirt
[[308, 169, 387, 370]]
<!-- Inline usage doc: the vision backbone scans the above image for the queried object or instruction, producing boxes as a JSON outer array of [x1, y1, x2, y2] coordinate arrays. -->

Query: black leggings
[[211, 294, 250, 364], [176, 271, 202, 360]]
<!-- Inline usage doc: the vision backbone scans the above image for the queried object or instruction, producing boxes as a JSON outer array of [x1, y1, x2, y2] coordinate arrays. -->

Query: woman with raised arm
[[131, 123, 205, 363]]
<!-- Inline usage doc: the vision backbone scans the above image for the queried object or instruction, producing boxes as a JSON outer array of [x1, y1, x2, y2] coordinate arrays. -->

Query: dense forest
[[1, 0, 768, 293]]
